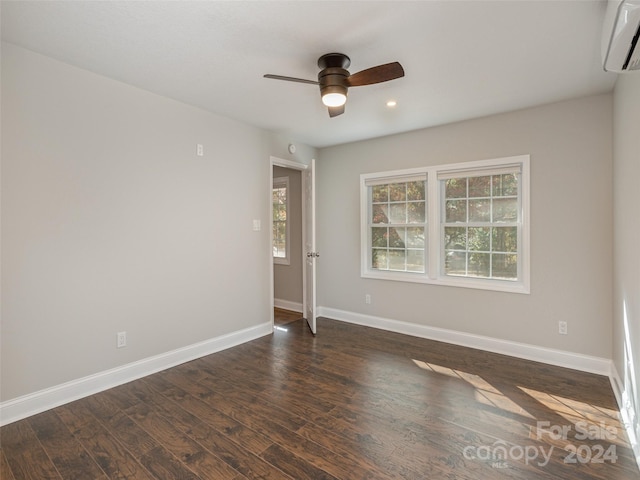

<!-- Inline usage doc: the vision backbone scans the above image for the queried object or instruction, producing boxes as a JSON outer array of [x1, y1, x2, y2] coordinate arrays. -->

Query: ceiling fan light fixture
[[322, 92, 347, 107], [321, 84, 348, 107]]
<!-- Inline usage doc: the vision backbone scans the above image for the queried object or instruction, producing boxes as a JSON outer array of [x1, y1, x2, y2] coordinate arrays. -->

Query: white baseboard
[[0, 322, 272, 426], [610, 364, 640, 471], [317, 306, 612, 376], [274, 298, 303, 313]]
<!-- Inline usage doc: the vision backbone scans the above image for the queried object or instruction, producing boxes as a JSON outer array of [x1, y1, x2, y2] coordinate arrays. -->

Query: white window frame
[[361, 155, 530, 294], [273, 176, 290, 265]]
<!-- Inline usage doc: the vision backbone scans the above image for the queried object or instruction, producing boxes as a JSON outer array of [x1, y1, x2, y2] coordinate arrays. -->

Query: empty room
[[1, 1, 639, 479]]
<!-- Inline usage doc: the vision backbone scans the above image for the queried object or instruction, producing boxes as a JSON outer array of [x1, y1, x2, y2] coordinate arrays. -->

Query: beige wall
[[273, 166, 303, 307], [613, 73, 640, 457], [317, 94, 613, 358], [0, 43, 317, 401]]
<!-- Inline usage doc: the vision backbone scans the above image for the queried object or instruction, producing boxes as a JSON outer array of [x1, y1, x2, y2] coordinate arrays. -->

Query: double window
[[361, 155, 529, 293]]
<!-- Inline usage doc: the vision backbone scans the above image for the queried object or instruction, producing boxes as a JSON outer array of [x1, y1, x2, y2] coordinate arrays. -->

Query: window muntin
[[442, 172, 520, 280], [360, 156, 529, 294], [273, 177, 289, 263]]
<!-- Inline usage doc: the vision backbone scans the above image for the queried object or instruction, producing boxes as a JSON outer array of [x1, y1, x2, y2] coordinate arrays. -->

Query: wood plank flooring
[[274, 308, 303, 326], [1, 317, 638, 479]]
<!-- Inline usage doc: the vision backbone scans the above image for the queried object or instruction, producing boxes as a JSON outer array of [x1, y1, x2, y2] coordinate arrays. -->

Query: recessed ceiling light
[[386, 100, 397, 107]]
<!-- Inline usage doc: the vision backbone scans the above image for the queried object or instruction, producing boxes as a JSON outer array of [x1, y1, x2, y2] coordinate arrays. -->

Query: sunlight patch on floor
[[412, 359, 534, 418], [518, 386, 628, 448]]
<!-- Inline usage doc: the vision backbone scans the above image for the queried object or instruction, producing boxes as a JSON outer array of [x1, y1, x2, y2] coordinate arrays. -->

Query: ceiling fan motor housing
[[318, 67, 349, 99], [318, 53, 350, 101], [317, 53, 351, 69]]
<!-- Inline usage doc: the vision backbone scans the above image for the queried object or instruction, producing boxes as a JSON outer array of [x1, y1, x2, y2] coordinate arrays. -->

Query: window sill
[[274, 257, 291, 266], [361, 270, 529, 294]]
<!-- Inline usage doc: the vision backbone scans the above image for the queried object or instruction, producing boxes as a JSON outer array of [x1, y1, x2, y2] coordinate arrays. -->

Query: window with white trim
[[361, 155, 529, 293], [273, 177, 290, 264]]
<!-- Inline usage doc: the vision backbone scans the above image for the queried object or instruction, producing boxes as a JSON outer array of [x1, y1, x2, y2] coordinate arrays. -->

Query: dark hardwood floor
[[274, 308, 303, 326], [1, 318, 638, 479]]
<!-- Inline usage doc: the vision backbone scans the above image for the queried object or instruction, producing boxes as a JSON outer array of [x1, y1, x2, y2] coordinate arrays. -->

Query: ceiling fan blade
[[346, 62, 405, 87], [263, 74, 319, 85], [328, 104, 345, 118]]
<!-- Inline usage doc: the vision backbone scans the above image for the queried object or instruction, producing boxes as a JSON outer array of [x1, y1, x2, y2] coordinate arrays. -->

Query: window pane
[[445, 251, 467, 275], [469, 176, 491, 197], [388, 250, 406, 270], [372, 185, 388, 202], [468, 227, 490, 251], [372, 249, 388, 269], [372, 227, 388, 248], [407, 202, 425, 223], [445, 178, 466, 198], [492, 227, 517, 253], [492, 174, 518, 196], [468, 253, 490, 277], [444, 227, 466, 250], [274, 205, 286, 221], [389, 204, 406, 223], [273, 209, 286, 258], [446, 200, 467, 222], [389, 183, 406, 202], [441, 170, 521, 281], [406, 227, 425, 248], [407, 181, 425, 201], [389, 228, 405, 248], [469, 199, 490, 222], [492, 253, 518, 279], [407, 250, 425, 272], [367, 178, 428, 276], [372, 204, 388, 224], [273, 187, 286, 204], [493, 198, 518, 222]]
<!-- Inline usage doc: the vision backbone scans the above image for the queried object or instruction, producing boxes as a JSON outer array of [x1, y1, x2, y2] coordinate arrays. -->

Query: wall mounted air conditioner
[[602, 0, 640, 72]]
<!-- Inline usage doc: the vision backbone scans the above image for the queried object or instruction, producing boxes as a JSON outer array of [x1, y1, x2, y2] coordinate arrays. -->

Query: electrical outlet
[[365, 294, 371, 304], [117, 331, 127, 348], [558, 321, 568, 335]]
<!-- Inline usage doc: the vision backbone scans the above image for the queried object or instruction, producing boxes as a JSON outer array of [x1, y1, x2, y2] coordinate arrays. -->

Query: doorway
[[269, 156, 317, 333], [272, 165, 303, 326]]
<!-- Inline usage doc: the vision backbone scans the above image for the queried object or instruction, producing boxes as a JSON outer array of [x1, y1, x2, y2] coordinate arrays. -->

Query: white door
[[303, 158, 317, 334]]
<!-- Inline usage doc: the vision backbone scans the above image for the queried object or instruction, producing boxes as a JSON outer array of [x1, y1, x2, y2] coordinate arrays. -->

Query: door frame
[[269, 156, 312, 328]]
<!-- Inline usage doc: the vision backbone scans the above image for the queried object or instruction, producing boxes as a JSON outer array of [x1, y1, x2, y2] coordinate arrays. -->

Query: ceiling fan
[[264, 53, 405, 117]]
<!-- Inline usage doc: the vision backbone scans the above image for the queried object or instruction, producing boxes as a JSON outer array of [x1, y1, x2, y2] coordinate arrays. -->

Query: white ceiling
[[1, 1, 617, 148]]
